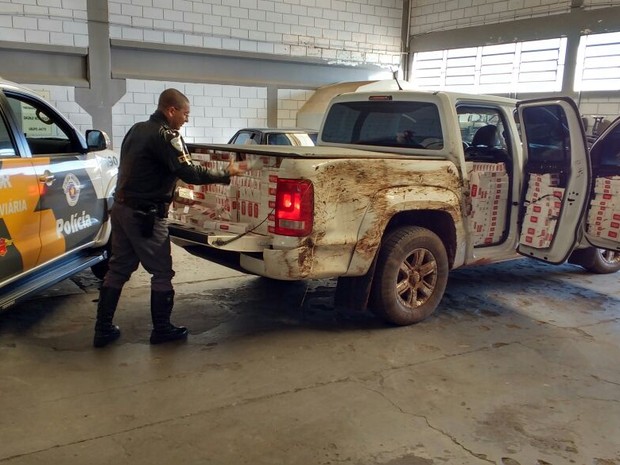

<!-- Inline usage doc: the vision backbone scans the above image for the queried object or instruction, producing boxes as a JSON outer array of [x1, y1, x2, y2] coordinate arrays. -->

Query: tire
[[370, 226, 449, 326], [569, 247, 620, 274]]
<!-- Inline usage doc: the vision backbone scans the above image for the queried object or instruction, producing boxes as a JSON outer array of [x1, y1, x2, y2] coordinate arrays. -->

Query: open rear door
[[582, 116, 620, 252], [516, 98, 590, 263]]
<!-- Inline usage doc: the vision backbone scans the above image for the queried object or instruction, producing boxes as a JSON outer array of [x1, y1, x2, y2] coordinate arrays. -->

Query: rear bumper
[[168, 223, 270, 252], [169, 224, 356, 280], [244, 244, 355, 280]]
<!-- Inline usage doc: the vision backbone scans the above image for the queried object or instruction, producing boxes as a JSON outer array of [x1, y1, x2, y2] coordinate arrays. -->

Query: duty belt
[[117, 197, 169, 218]]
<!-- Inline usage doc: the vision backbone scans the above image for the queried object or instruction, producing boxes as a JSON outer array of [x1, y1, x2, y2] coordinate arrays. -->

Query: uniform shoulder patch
[[159, 127, 184, 154]]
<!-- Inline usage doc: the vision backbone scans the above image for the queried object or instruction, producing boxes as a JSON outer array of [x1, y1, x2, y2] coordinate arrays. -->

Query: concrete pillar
[[267, 85, 278, 127], [75, 0, 126, 148]]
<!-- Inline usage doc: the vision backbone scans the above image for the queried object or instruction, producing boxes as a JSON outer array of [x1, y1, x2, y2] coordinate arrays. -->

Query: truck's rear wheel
[[370, 226, 449, 325], [569, 247, 620, 274]]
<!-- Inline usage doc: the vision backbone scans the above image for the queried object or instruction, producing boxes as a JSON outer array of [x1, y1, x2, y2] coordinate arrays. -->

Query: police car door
[[0, 97, 41, 284], [3, 91, 105, 265], [516, 97, 591, 262], [582, 116, 620, 252]]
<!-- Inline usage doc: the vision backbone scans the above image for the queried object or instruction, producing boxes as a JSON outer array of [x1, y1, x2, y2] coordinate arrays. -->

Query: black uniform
[[103, 110, 230, 292]]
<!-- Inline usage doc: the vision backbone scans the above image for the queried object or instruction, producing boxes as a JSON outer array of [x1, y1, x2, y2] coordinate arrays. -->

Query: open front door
[[583, 116, 620, 252], [516, 98, 590, 263]]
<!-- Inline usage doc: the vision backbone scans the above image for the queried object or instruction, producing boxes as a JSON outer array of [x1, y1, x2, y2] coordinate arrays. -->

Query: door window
[[585, 117, 620, 248], [590, 120, 620, 170], [5, 94, 81, 156], [266, 133, 292, 145], [230, 131, 258, 145], [521, 105, 571, 166], [516, 98, 589, 263], [457, 105, 513, 247]]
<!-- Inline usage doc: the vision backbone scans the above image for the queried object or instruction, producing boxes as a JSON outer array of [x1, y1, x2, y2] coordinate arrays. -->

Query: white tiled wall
[[108, 0, 402, 67], [579, 97, 620, 135], [409, 0, 620, 35], [409, 0, 573, 35], [278, 89, 316, 128], [4, 1, 620, 149], [587, 0, 620, 7], [111, 79, 268, 149], [2, 1, 399, 148], [0, 0, 88, 47], [16, 81, 317, 150]]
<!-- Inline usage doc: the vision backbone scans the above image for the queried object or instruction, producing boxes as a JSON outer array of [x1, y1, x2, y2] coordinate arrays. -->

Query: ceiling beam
[[0, 41, 87, 86], [110, 40, 390, 89]]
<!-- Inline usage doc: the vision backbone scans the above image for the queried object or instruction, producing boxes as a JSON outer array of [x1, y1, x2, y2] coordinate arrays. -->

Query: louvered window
[[411, 38, 567, 94], [574, 31, 620, 91]]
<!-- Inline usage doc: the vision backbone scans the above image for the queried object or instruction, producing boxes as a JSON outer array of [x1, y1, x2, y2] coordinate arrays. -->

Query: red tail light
[[274, 178, 313, 236]]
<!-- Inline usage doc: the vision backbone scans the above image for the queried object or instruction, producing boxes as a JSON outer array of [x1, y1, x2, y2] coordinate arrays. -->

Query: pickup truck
[[0, 79, 118, 310], [168, 81, 620, 325]]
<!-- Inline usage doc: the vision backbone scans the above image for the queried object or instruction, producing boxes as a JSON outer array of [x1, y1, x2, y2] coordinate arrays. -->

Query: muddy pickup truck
[[168, 81, 620, 325]]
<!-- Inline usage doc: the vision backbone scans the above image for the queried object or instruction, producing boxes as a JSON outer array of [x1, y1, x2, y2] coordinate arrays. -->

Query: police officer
[[94, 88, 244, 348]]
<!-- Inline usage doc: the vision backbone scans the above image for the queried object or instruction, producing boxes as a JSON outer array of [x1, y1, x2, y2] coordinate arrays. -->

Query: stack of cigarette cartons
[[231, 154, 278, 235], [468, 162, 509, 246], [169, 149, 249, 233], [587, 176, 620, 242], [169, 149, 282, 235], [519, 173, 563, 249]]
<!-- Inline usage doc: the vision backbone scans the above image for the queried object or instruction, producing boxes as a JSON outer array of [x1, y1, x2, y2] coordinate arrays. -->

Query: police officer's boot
[[150, 290, 188, 344], [93, 286, 122, 348]]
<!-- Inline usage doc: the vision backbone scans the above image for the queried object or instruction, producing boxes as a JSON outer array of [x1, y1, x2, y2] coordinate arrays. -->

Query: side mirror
[[86, 130, 110, 151]]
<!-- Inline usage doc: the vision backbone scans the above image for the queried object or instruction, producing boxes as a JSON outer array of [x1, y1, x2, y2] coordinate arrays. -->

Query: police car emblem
[[62, 173, 81, 207]]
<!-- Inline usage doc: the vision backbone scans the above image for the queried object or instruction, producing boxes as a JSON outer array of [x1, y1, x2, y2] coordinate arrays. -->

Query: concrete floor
[[0, 245, 619, 465]]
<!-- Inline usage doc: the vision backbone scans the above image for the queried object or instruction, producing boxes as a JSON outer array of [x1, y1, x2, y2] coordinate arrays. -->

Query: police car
[[0, 79, 118, 310]]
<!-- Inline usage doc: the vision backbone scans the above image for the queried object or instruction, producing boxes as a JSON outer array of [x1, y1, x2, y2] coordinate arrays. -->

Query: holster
[[133, 205, 157, 238], [118, 197, 169, 238], [156, 203, 169, 219]]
